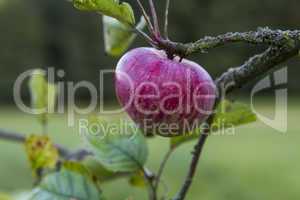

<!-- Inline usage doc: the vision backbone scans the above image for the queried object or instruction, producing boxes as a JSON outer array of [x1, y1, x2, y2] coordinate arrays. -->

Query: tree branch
[[215, 45, 299, 94], [173, 28, 300, 200], [0, 129, 72, 158], [173, 118, 212, 200], [158, 27, 300, 57], [0, 129, 25, 142], [184, 27, 300, 55]]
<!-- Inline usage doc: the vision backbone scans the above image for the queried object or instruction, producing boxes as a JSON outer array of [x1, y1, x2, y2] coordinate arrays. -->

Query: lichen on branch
[[161, 27, 300, 57]]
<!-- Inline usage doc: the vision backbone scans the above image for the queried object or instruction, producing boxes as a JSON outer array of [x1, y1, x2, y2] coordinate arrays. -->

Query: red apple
[[115, 47, 216, 137]]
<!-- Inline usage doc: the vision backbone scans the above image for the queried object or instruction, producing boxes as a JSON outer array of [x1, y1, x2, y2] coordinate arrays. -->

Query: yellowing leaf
[[25, 135, 59, 176], [73, 0, 135, 26], [103, 16, 146, 56]]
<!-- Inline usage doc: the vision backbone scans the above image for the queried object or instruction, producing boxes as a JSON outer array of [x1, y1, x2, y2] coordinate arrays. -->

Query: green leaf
[[211, 100, 257, 130], [73, 0, 135, 26], [25, 135, 59, 177], [28, 69, 57, 125], [103, 16, 146, 56], [85, 117, 148, 172], [170, 132, 200, 150], [170, 100, 257, 149], [30, 168, 103, 200], [83, 158, 128, 182]]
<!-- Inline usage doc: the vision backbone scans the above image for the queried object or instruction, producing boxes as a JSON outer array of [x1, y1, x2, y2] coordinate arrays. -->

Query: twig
[[148, 0, 160, 38], [0, 129, 25, 142], [173, 123, 211, 200], [185, 28, 300, 55], [134, 27, 158, 47], [215, 45, 300, 94], [143, 167, 157, 200], [0, 129, 72, 158], [157, 28, 300, 57], [164, 0, 170, 39], [135, 0, 155, 33]]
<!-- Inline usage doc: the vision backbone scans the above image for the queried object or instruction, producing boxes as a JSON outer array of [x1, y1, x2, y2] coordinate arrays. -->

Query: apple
[[115, 47, 216, 137]]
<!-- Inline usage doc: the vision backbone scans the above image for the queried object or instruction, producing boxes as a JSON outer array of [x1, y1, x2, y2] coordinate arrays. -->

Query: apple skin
[[115, 47, 216, 137]]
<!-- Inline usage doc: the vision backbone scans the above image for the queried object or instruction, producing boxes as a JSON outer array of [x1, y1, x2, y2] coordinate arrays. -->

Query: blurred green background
[[0, 0, 299, 199]]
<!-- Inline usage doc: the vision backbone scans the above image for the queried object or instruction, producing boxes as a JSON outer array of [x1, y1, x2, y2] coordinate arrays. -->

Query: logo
[[251, 67, 288, 133]]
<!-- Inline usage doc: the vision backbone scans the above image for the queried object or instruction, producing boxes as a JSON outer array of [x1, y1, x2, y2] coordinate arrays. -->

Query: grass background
[[0, 98, 299, 200]]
